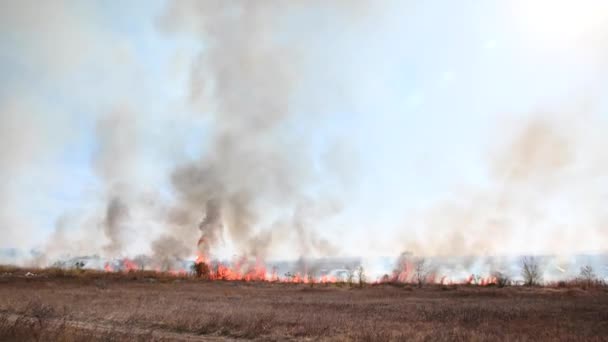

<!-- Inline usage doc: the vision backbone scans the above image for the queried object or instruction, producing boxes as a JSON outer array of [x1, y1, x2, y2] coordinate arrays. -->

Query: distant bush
[[380, 274, 390, 283], [192, 262, 211, 279], [492, 271, 511, 288]]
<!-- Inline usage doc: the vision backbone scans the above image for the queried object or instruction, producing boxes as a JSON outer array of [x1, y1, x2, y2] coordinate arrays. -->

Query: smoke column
[[0, 1, 607, 273]]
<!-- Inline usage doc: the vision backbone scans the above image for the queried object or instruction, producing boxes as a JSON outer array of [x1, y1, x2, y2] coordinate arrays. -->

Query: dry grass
[[0, 268, 607, 341]]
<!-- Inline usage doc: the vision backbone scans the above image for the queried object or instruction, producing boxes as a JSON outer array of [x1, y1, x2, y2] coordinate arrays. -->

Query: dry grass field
[[0, 267, 607, 341]]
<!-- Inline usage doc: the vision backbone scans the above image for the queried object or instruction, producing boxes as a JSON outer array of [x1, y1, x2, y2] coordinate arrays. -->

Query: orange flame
[[123, 258, 138, 272]]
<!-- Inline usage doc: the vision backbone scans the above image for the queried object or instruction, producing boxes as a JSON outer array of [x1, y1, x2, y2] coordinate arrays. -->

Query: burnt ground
[[0, 270, 607, 341]]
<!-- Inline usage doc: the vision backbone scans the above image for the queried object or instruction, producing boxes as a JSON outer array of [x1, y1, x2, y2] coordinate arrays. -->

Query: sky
[[1, 0, 608, 263]]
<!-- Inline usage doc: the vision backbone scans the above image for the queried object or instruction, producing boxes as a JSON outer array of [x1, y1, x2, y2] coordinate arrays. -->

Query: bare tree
[[413, 257, 429, 287], [579, 265, 596, 285], [345, 267, 355, 287], [356, 266, 365, 287], [521, 256, 542, 286]]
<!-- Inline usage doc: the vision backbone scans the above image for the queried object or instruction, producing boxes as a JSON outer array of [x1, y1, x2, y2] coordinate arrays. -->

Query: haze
[[1, 0, 608, 265]]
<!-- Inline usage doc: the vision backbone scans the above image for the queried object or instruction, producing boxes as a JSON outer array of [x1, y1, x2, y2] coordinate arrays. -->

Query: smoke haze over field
[[1, 1, 608, 267]]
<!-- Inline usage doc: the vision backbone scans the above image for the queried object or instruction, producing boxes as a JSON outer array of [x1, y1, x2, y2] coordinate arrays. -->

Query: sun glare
[[513, 0, 608, 47]]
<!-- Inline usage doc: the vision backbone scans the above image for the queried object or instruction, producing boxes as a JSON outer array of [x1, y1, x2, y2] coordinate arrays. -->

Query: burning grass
[[0, 267, 607, 341]]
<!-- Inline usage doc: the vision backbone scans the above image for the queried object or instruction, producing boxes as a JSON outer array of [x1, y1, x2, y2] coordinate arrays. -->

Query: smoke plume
[[396, 114, 608, 257], [102, 196, 130, 255], [1, 0, 608, 272], [156, 1, 367, 261]]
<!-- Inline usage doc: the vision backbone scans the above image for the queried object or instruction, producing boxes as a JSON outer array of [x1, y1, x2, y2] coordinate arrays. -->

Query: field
[[0, 268, 607, 341]]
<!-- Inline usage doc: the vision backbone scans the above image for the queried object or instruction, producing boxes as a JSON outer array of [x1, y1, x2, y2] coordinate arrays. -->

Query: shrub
[[192, 262, 211, 279], [493, 271, 511, 288]]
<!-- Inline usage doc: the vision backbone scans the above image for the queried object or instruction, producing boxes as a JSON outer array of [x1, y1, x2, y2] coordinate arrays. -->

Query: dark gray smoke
[[94, 108, 139, 257], [196, 199, 223, 256], [102, 196, 129, 255], [151, 235, 190, 271], [155, 1, 366, 261]]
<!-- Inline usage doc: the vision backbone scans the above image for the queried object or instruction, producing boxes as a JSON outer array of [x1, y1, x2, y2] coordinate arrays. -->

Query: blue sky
[[1, 0, 608, 260]]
